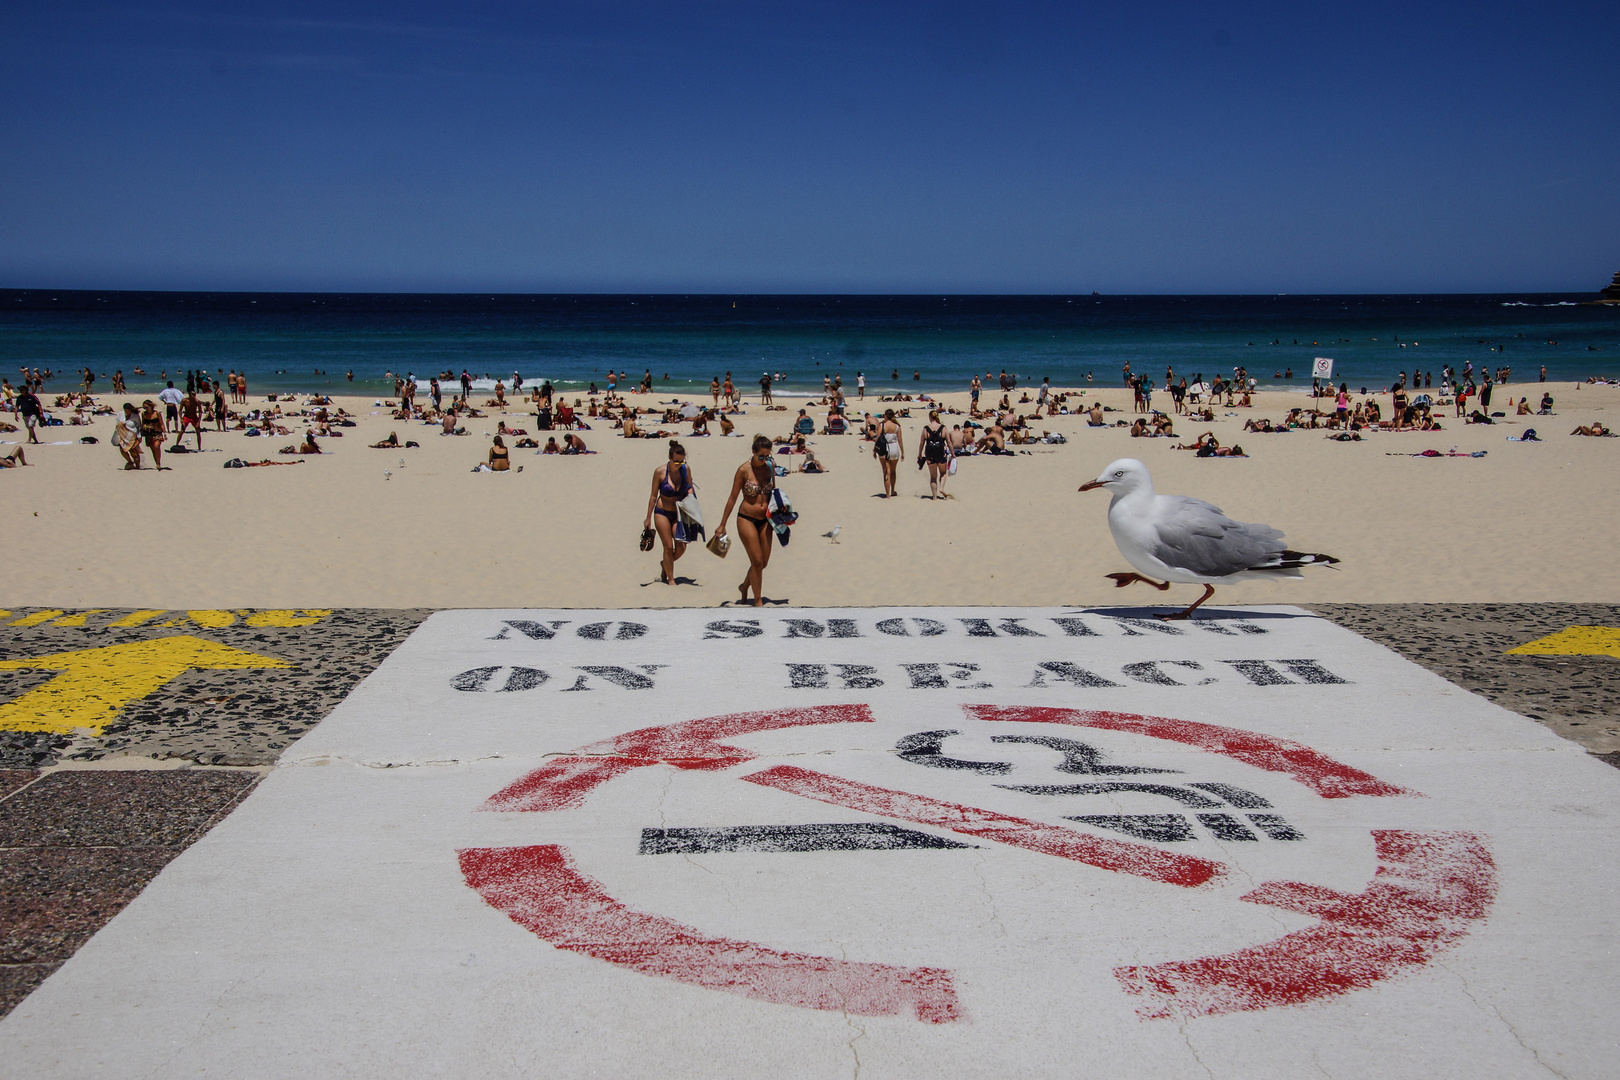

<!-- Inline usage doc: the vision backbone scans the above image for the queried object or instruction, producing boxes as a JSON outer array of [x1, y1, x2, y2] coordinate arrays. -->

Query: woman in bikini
[[139, 399, 165, 470], [716, 435, 775, 606], [875, 408, 903, 497], [488, 435, 510, 471], [644, 440, 695, 585], [918, 409, 949, 499]]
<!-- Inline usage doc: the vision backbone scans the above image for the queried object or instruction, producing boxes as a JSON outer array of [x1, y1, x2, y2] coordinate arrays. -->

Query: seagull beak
[[1078, 479, 1107, 492]]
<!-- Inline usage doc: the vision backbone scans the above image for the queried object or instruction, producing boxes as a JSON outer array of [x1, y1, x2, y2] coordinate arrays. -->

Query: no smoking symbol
[[459, 705, 1496, 1023]]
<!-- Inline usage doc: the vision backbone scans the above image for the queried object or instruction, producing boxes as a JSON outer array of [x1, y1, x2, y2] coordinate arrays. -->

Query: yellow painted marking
[[185, 610, 237, 629], [8, 610, 66, 628], [106, 610, 168, 628], [0, 612, 9, 622], [0, 636, 290, 735], [1506, 627, 1620, 660], [245, 609, 331, 628], [50, 610, 109, 628]]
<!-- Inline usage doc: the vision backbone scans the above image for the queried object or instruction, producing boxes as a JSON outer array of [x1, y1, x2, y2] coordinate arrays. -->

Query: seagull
[[383, 470, 392, 481], [821, 525, 842, 543], [1078, 458, 1338, 620]]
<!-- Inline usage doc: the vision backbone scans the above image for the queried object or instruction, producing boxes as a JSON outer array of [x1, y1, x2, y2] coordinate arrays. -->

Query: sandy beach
[[2, 382, 1615, 610]]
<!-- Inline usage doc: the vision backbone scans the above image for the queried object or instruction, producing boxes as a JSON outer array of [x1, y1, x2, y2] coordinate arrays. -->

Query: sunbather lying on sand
[[371, 431, 400, 448], [1571, 422, 1612, 436]]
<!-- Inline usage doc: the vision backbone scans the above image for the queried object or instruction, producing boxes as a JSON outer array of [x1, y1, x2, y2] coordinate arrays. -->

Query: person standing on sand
[[213, 381, 228, 431], [711, 377, 721, 408], [716, 435, 776, 607], [159, 381, 183, 434], [644, 440, 695, 585], [875, 408, 903, 498], [857, 372, 865, 399], [759, 371, 772, 405], [970, 375, 981, 415], [178, 390, 204, 450]]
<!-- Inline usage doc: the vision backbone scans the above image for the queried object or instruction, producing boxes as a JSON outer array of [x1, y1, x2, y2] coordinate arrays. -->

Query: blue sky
[[1, 1, 1616, 293]]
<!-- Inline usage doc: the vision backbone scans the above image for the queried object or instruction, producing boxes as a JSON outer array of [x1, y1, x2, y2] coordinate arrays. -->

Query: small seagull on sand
[[822, 525, 842, 543], [1078, 458, 1338, 620], [383, 470, 392, 481]]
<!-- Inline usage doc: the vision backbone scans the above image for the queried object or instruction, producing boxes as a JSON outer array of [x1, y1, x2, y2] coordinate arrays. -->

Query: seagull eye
[[1113, 470, 1123, 477]]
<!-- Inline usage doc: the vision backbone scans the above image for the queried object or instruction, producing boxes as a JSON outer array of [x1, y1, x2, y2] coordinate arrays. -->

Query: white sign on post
[[1312, 357, 1334, 379]]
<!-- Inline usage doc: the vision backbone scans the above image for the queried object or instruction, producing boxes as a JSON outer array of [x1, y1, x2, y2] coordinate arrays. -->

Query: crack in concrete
[[829, 942, 866, 1080], [140, 967, 262, 1080], [282, 754, 507, 769], [1437, 960, 1570, 1079], [1175, 1017, 1217, 1080], [969, 850, 1008, 940]]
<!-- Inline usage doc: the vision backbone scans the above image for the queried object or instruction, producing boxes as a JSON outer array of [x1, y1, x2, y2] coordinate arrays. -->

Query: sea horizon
[[4, 288, 1616, 398]]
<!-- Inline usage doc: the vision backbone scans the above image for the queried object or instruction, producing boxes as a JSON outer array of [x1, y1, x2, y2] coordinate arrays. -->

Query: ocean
[[2, 290, 1616, 398]]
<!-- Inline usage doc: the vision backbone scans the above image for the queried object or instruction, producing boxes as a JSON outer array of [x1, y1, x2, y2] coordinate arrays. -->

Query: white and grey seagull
[[1078, 458, 1339, 620]]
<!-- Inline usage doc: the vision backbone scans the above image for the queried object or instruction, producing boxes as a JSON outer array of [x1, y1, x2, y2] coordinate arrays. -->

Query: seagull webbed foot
[[1106, 572, 1171, 591], [1158, 583, 1218, 620]]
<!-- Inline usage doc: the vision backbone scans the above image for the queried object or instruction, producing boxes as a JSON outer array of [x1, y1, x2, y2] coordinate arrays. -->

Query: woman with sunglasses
[[716, 434, 775, 606], [644, 440, 694, 585]]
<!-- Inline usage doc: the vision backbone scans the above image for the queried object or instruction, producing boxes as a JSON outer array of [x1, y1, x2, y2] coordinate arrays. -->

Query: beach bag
[[676, 491, 705, 545], [768, 487, 797, 545], [706, 533, 731, 558], [639, 527, 655, 552]]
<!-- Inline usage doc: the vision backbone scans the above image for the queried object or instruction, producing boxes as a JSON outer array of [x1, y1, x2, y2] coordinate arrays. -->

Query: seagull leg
[[1106, 572, 1171, 591], [1160, 584, 1217, 621]]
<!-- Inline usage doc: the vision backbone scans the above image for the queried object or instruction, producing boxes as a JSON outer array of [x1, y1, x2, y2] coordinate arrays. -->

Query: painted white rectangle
[[1, 606, 1615, 1080]]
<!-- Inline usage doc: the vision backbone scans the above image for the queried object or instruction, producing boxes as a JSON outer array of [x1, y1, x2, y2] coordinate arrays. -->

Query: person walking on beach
[[918, 409, 950, 499], [213, 380, 228, 431], [644, 440, 696, 586], [874, 408, 903, 498], [716, 435, 777, 607], [759, 372, 772, 405], [139, 400, 166, 469], [15, 386, 41, 444], [856, 372, 865, 399], [115, 403, 142, 469], [970, 375, 981, 415], [711, 377, 721, 408], [460, 370, 472, 402]]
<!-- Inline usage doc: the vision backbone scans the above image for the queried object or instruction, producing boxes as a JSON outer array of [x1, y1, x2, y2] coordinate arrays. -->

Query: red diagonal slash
[[741, 764, 1224, 888], [483, 704, 873, 813]]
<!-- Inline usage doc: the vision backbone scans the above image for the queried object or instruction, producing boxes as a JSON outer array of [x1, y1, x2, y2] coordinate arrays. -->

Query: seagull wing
[[1149, 496, 1287, 579]]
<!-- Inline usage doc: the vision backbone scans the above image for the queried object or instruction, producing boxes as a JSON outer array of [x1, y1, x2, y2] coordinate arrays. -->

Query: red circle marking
[[460, 703, 1494, 1022]]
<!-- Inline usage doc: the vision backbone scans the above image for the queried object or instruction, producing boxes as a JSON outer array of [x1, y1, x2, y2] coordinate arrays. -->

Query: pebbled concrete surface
[[1309, 604, 1620, 759], [0, 608, 430, 768], [0, 769, 259, 1016]]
